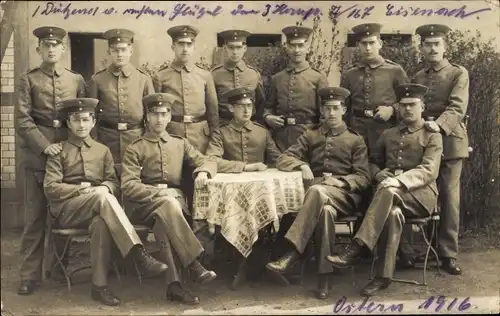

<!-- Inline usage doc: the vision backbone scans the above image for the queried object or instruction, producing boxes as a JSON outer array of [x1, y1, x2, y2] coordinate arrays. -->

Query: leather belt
[[283, 116, 319, 126], [33, 117, 64, 128], [352, 109, 376, 118], [98, 121, 143, 131], [171, 114, 207, 123], [146, 183, 180, 189]]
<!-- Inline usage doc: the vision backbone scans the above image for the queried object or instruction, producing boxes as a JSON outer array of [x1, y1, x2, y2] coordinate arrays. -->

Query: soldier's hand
[[300, 164, 314, 182], [374, 105, 394, 122], [379, 177, 402, 188], [244, 162, 268, 172], [194, 172, 209, 189], [323, 177, 345, 188], [424, 121, 441, 133], [43, 143, 63, 156], [265, 115, 285, 129]]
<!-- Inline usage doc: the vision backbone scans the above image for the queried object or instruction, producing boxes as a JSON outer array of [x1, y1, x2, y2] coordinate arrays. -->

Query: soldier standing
[[121, 93, 217, 305], [340, 23, 409, 154], [211, 30, 265, 125], [154, 25, 219, 154], [263, 26, 328, 255], [326, 83, 443, 296], [412, 24, 470, 275], [85, 28, 154, 174], [43, 98, 167, 306], [265, 87, 370, 299], [16, 26, 86, 295]]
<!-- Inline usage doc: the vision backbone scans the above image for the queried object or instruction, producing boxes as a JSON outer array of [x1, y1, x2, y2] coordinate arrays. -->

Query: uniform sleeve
[[395, 133, 443, 190], [265, 130, 282, 167], [77, 74, 86, 97], [253, 72, 266, 123], [338, 137, 370, 192], [205, 129, 245, 173], [101, 148, 119, 196], [184, 140, 218, 178], [316, 74, 329, 111], [205, 74, 219, 133], [16, 74, 51, 155], [121, 144, 157, 204], [369, 131, 386, 180], [263, 75, 277, 119], [43, 154, 81, 202], [435, 68, 469, 135], [276, 131, 310, 171]]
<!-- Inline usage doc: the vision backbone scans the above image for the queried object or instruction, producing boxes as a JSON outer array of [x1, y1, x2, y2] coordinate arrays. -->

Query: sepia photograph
[[0, 0, 499, 314]]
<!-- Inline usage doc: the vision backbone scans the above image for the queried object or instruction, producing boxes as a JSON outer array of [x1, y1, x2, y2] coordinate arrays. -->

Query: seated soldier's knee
[[322, 205, 337, 218], [306, 184, 326, 197], [155, 196, 183, 218], [89, 215, 109, 233]]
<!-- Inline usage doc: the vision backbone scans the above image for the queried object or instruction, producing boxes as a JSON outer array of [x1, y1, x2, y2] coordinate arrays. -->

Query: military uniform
[[206, 87, 281, 173], [412, 24, 470, 263], [15, 26, 86, 288], [263, 26, 328, 152], [44, 98, 166, 306], [85, 29, 154, 171], [211, 30, 265, 124], [154, 25, 218, 154], [326, 84, 443, 294], [121, 93, 217, 296], [268, 87, 370, 279], [340, 23, 409, 155]]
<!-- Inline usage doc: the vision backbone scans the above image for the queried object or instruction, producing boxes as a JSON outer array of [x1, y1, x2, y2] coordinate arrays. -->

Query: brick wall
[[1, 30, 16, 189]]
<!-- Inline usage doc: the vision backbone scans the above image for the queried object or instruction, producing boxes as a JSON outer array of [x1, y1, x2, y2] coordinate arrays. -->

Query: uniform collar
[[143, 131, 171, 142], [229, 119, 253, 132], [320, 121, 347, 136], [171, 59, 195, 72], [108, 63, 132, 77], [286, 61, 310, 73], [224, 60, 246, 72], [357, 55, 385, 69], [39, 62, 64, 77], [398, 118, 425, 133], [426, 58, 450, 72], [67, 135, 93, 148]]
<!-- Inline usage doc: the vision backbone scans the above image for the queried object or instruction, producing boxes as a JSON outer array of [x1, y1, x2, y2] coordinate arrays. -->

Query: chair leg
[[133, 258, 142, 285], [52, 235, 73, 291], [111, 262, 121, 283]]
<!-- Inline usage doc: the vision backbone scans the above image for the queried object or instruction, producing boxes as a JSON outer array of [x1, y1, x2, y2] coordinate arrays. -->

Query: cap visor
[[235, 98, 253, 105], [288, 38, 307, 44], [176, 37, 193, 43], [399, 97, 421, 104], [323, 100, 343, 106], [41, 39, 62, 44]]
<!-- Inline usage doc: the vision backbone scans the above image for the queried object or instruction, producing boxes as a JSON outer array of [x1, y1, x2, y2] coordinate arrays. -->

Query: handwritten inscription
[[31, 1, 493, 21], [333, 295, 473, 314]]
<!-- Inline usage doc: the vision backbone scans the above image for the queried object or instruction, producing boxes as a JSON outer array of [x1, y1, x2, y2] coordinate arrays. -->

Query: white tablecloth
[[193, 168, 305, 257]]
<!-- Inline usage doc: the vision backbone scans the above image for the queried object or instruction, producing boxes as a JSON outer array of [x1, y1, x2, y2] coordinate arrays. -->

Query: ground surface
[[1, 229, 499, 315]]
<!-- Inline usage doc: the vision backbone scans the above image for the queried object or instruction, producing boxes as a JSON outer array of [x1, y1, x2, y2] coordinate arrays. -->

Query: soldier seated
[[204, 86, 282, 289], [206, 86, 282, 173], [43, 98, 167, 306], [326, 83, 443, 297], [121, 93, 217, 305], [265, 87, 371, 299]]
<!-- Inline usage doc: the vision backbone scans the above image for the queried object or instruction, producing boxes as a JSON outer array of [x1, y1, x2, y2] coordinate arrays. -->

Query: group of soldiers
[[15, 21, 469, 305]]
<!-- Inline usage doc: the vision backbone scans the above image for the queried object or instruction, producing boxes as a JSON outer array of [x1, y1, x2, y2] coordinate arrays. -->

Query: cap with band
[[415, 24, 451, 40], [220, 29, 251, 45], [224, 87, 255, 105], [318, 87, 350, 106], [103, 28, 135, 45], [167, 25, 199, 43], [282, 26, 313, 44], [396, 83, 428, 104], [142, 93, 176, 112], [33, 26, 66, 44], [351, 23, 382, 40], [58, 98, 99, 120]]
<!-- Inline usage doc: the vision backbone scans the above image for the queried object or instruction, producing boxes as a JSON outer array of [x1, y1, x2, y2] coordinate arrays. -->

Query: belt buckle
[[364, 110, 374, 118], [117, 123, 128, 131], [80, 182, 91, 188], [157, 184, 168, 189], [394, 170, 403, 176], [183, 115, 194, 123], [286, 118, 296, 125], [53, 120, 61, 128]]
